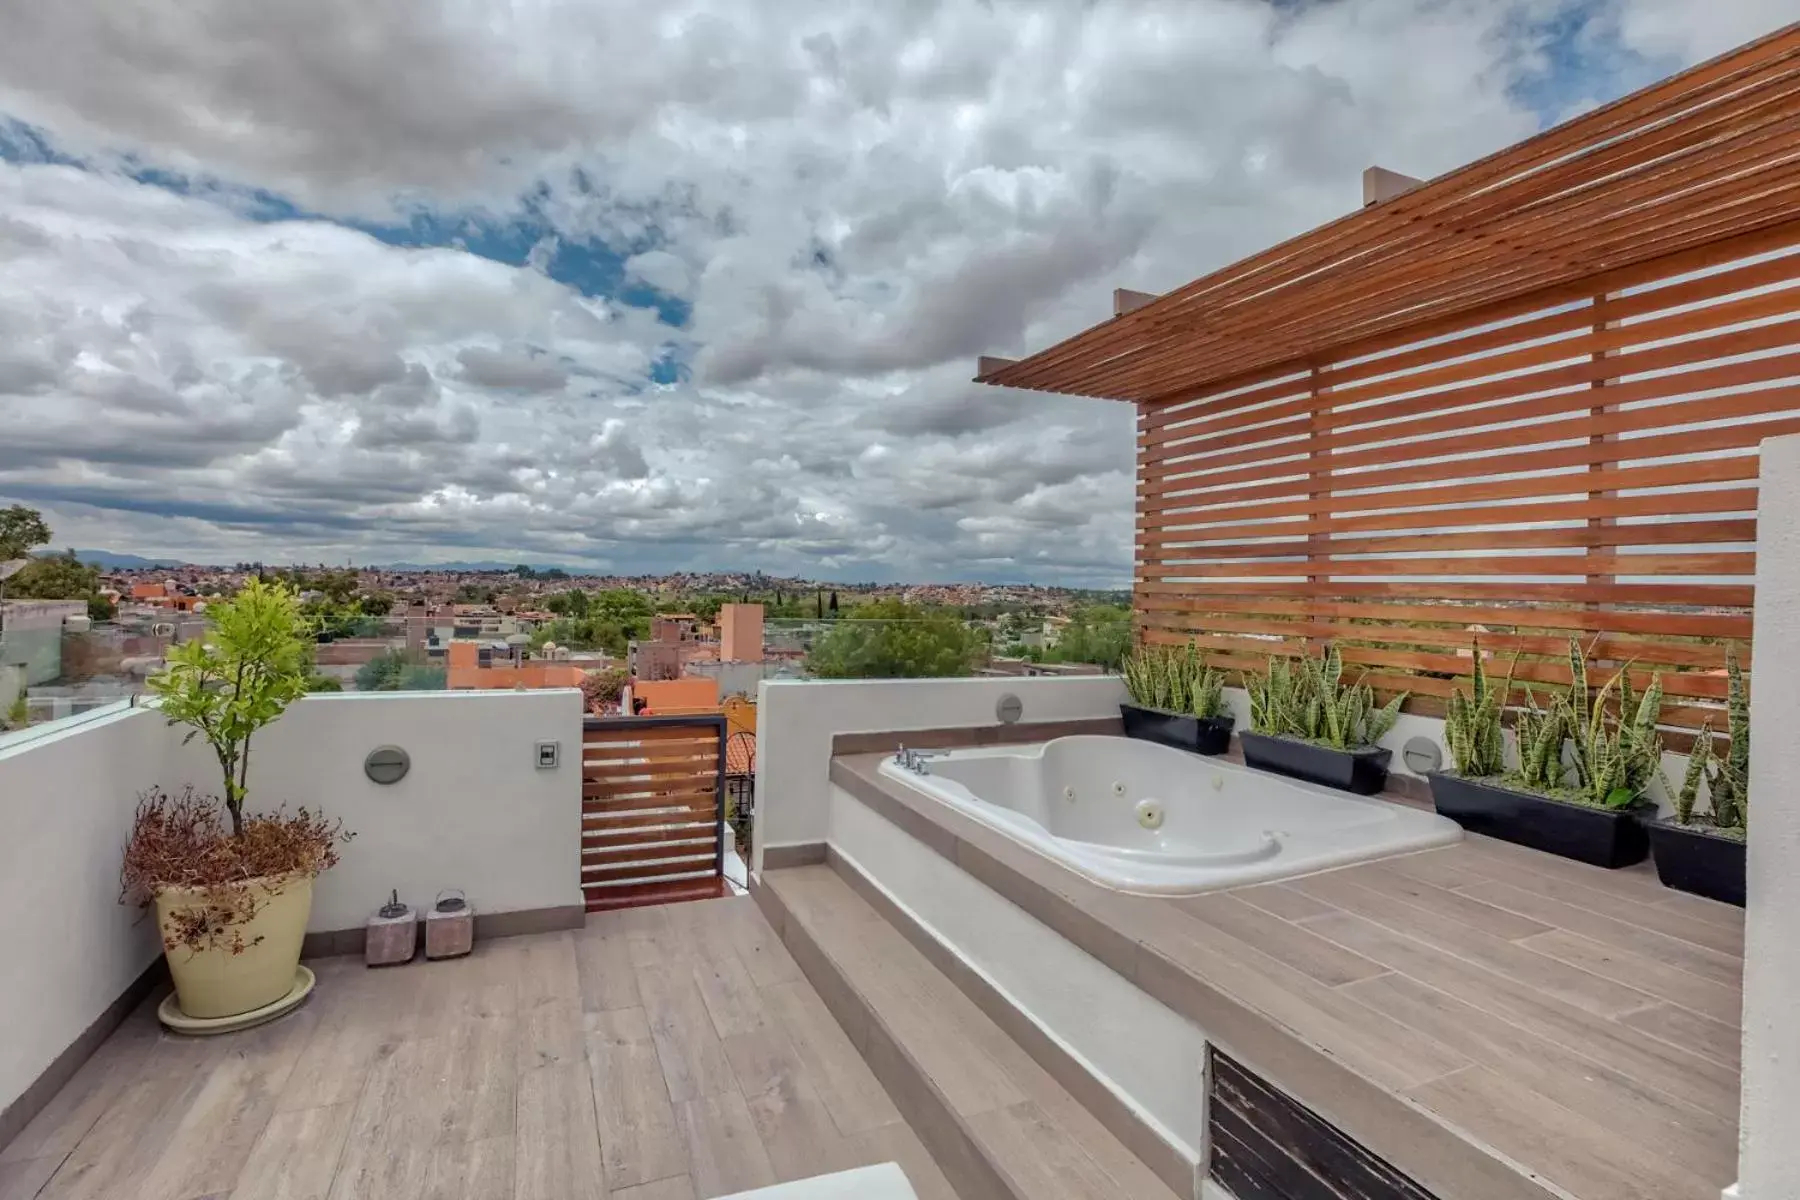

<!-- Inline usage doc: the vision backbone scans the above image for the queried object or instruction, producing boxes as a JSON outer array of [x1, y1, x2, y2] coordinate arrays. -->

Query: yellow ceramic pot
[[153, 872, 314, 1019]]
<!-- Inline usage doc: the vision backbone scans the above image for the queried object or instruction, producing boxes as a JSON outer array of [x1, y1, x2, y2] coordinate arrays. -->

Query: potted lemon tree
[[123, 578, 350, 1030]]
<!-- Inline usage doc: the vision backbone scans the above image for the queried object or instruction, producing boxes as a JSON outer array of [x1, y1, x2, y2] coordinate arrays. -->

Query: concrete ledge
[[760, 842, 828, 870], [824, 845, 1195, 1199], [300, 903, 586, 959], [831, 717, 1122, 757], [0, 956, 166, 1155]]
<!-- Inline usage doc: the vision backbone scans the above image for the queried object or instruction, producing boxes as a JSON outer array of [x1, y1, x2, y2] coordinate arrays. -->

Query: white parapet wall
[[753, 675, 1129, 867], [0, 689, 585, 1132], [1736, 433, 1800, 1200]]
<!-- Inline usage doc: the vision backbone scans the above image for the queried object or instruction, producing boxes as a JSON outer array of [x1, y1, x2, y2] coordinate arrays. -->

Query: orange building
[[445, 641, 586, 691], [630, 676, 719, 715], [718, 603, 764, 663]]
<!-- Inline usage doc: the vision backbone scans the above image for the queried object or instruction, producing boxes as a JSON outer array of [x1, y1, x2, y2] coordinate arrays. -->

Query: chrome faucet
[[892, 745, 948, 774]]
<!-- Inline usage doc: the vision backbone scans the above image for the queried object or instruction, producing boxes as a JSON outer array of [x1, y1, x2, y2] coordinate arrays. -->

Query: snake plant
[[1512, 686, 1569, 793], [1245, 644, 1404, 750], [1566, 637, 1664, 810], [1670, 646, 1748, 831], [1122, 641, 1228, 719], [1444, 638, 1514, 777]]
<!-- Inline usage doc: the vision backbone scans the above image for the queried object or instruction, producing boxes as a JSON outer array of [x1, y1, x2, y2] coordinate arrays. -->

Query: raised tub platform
[[820, 747, 1743, 1200]]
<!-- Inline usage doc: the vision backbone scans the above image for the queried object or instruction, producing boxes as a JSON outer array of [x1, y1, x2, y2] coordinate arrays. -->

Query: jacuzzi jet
[[1112, 781, 1127, 797], [1063, 786, 1077, 802], [1135, 799, 1165, 830]]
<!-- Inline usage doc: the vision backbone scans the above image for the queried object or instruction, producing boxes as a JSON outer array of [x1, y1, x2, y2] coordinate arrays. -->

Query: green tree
[[305, 674, 345, 692], [0, 504, 50, 561], [355, 651, 407, 692], [805, 601, 984, 679], [358, 591, 396, 617], [6, 550, 100, 600], [87, 594, 117, 623], [1044, 605, 1132, 670], [146, 579, 311, 837]]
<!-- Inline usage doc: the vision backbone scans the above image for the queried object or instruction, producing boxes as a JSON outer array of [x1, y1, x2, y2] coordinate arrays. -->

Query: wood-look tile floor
[[0, 898, 962, 1200], [1198, 836, 1744, 1200]]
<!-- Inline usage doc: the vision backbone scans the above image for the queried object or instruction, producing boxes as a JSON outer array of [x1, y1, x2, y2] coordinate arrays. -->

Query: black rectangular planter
[[1647, 821, 1746, 907], [1120, 703, 1234, 756], [1239, 731, 1391, 795], [1426, 772, 1648, 869]]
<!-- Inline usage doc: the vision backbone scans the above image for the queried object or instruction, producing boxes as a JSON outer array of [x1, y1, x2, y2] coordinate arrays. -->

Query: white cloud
[[0, 0, 1778, 582]]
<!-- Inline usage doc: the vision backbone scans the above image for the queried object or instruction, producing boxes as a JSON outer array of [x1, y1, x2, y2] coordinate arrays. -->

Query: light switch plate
[[535, 740, 560, 769]]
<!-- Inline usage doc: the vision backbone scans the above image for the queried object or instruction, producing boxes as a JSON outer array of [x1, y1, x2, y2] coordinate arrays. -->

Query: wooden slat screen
[[1136, 232, 1800, 733], [580, 715, 726, 911]]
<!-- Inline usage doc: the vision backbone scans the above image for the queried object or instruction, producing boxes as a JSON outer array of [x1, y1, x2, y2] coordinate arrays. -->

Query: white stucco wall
[[1737, 433, 1800, 1200], [827, 782, 1206, 1165], [753, 675, 1128, 868], [0, 707, 177, 1133], [162, 690, 586, 931], [0, 689, 584, 1128]]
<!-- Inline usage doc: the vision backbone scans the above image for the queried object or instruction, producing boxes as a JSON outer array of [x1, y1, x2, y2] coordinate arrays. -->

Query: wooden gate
[[579, 714, 728, 912]]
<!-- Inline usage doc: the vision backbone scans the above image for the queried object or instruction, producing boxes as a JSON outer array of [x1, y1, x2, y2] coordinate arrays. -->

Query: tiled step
[[757, 865, 1186, 1200]]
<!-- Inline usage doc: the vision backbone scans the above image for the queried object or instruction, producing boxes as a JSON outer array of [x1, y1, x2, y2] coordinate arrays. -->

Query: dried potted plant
[[1119, 640, 1233, 755], [124, 578, 351, 1028], [1651, 647, 1747, 905], [1240, 645, 1404, 794], [1427, 637, 1656, 869]]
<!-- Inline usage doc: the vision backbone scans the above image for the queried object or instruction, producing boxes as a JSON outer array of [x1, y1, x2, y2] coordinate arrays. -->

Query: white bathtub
[[876, 734, 1462, 895]]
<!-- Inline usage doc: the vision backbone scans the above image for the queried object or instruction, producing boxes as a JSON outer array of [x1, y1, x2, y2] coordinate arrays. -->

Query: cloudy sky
[[0, 1, 1787, 584]]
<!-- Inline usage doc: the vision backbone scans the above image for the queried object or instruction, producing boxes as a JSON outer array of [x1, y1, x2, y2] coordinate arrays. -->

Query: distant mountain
[[40, 549, 192, 569], [375, 560, 599, 574]]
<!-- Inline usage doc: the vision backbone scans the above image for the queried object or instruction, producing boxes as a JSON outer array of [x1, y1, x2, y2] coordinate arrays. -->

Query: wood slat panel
[[578, 719, 723, 909], [1125, 228, 1791, 729]]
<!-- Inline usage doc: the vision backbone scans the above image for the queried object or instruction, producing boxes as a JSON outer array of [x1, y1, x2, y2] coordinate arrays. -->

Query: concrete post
[[1737, 433, 1800, 1199]]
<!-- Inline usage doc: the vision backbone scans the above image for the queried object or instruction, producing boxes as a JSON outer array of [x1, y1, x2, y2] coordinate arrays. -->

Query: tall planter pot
[[1239, 731, 1391, 795], [1426, 772, 1648, 869], [154, 871, 314, 1019], [1119, 703, 1235, 756], [1646, 821, 1746, 907]]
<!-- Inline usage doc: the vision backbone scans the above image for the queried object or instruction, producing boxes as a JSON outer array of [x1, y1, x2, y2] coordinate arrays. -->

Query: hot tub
[[876, 734, 1461, 895]]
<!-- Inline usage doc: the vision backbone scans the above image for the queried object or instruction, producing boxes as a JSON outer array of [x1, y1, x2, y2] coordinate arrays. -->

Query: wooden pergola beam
[[976, 23, 1800, 402], [974, 356, 1019, 381]]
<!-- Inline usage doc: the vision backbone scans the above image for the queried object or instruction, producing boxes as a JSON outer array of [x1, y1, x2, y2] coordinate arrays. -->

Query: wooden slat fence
[[1135, 230, 1800, 733], [580, 714, 727, 912]]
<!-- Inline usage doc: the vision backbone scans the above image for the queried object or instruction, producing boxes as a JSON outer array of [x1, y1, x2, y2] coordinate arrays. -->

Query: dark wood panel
[[1208, 1048, 1438, 1200]]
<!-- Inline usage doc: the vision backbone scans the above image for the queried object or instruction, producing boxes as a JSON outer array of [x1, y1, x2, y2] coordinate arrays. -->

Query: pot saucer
[[157, 964, 316, 1035]]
